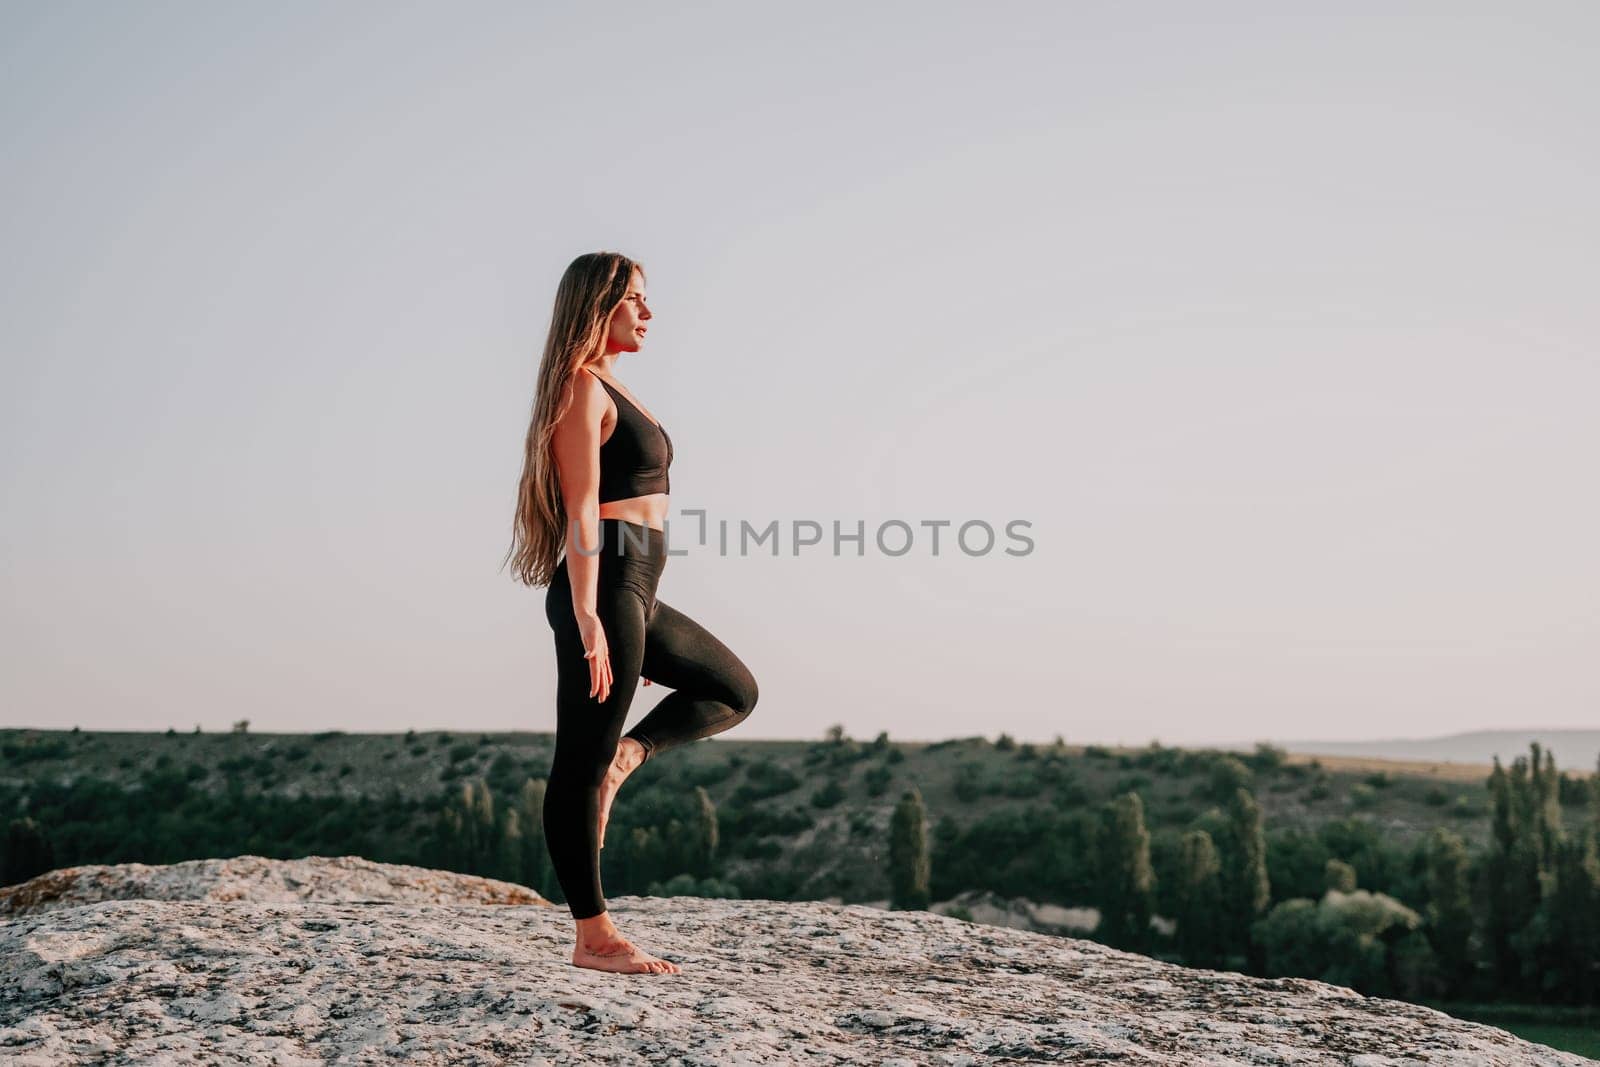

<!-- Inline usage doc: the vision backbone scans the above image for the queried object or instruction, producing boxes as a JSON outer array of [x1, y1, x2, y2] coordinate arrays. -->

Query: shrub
[[1, 738, 72, 764], [1116, 773, 1153, 794], [645, 873, 741, 900], [727, 806, 812, 838], [681, 761, 734, 788], [812, 777, 851, 809], [1056, 779, 1090, 808], [1001, 771, 1042, 799], [953, 762, 985, 802], [1248, 743, 1288, 773], [1208, 756, 1254, 802], [1253, 889, 1422, 997], [732, 760, 801, 804]]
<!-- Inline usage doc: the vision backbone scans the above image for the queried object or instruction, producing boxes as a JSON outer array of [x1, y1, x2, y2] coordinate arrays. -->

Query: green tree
[[1530, 832, 1600, 1003], [889, 787, 931, 910], [1325, 858, 1358, 893], [1484, 756, 1518, 986], [495, 806, 525, 884], [2, 817, 55, 885], [1096, 792, 1155, 951], [469, 778, 496, 874], [1253, 889, 1423, 997], [517, 778, 552, 898], [1209, 756, 1254, 803], [1176, 828, 1223, 967], [1424, 828, 1476, 998], [1224, 787, 1271, 966], [688, 786, 719, 878]]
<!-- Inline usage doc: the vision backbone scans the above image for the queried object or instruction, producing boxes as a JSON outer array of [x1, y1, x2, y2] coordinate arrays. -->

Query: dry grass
[[1280, 751, 1493, 783]]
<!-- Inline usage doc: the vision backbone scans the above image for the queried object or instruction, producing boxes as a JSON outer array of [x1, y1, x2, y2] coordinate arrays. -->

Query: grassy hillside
[[4, 726, 1594, 906], [1, 726, 1505, 839]]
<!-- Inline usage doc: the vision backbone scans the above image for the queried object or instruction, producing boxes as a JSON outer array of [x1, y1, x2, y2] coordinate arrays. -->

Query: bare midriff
[[598, 494, 669, 533]]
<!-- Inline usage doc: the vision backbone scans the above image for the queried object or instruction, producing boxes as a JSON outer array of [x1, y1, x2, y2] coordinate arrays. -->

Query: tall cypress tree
[[689, 785, 719, 878], [496, 806, 524, 884], [1226, 786, 1270, 969], [889, 787, 931, 910], [1484, 756, 1517, 986], [1532, 743, 1563, 873], [1425, 827, 1476, 998], [1096, 792, 1155, 951], [1176, 828, 1223, 968], [1545, 833, 1600, 1004], [518, 778, 552, 899], [471, 778, 496, 874], [1591, 753, 1600, 849]]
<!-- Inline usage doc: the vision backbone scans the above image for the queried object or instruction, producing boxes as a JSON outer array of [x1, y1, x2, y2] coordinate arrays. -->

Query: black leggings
[[542, 518, 759, 919]]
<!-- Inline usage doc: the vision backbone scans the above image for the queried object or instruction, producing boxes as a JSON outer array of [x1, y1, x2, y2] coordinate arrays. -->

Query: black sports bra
[[586, 367, 672, 502]]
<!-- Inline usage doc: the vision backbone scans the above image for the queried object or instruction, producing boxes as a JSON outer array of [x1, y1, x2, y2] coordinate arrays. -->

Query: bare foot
[[597, 737, 647, 851], [574, 933, 681, 975]]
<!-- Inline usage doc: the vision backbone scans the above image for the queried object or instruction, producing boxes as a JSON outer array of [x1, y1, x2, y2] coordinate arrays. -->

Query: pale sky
[[3, 2, 1596, 747]]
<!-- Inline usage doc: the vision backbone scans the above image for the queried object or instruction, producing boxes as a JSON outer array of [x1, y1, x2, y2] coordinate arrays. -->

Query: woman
[[504, 251, 760, 975]]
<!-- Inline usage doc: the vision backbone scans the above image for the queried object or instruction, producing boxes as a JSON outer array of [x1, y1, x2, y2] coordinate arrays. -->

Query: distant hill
[[1270, 730, 1600, 773]]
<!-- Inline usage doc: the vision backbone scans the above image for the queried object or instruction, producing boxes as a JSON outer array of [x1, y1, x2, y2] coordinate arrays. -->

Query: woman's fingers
[[586, 644, 610, 701]]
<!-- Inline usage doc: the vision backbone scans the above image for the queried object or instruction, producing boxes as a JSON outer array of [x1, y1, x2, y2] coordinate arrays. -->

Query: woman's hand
[[578, 613, 613, 702]]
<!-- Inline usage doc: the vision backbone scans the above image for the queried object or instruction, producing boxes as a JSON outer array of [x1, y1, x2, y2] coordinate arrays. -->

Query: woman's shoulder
[[557, 366, 610, 425], [569, 366, 614, 403]]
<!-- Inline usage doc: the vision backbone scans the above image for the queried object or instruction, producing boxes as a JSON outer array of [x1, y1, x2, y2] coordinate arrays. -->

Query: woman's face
[[605, 270, 652, 354]]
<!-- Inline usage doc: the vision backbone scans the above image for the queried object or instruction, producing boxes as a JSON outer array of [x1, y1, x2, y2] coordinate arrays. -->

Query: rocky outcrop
[[0, 854, 543, 917], [0, 856, 1586, 1065]]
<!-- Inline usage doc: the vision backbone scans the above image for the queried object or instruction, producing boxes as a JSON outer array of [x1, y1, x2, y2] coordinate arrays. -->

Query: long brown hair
[[502, 251, 644, 587]]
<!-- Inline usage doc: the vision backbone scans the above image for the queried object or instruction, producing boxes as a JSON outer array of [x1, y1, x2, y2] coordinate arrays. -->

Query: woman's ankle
[[576, 912, 617, 940]]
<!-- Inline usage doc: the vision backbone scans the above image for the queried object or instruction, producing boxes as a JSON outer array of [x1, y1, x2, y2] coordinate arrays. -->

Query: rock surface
[[0, 854, 542, 917], [0, 856, 1587, 1065]]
